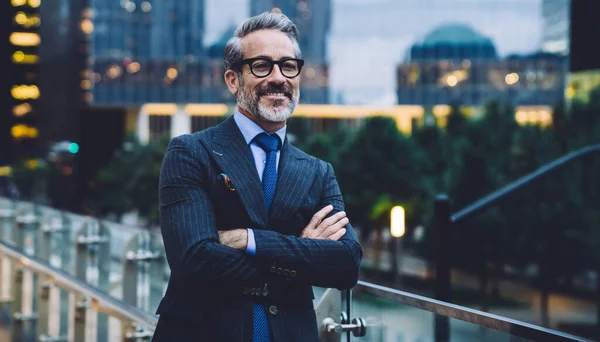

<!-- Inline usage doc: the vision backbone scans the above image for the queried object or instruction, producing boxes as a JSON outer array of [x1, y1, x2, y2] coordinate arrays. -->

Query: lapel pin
[[218, 173, 235, 192]]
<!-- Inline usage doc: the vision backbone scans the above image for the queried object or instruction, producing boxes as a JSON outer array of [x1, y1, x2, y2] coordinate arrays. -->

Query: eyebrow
[[245, 54, 296, 60]]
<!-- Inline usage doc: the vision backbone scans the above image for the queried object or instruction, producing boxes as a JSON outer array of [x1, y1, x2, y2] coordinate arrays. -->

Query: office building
[[5, 0, 42, 163], [89, 0, 209, 105], [396, 24, 567, 108]]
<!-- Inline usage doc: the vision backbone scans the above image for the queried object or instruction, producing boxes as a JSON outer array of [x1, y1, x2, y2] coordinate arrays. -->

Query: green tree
[[85, 134, 169, 225]]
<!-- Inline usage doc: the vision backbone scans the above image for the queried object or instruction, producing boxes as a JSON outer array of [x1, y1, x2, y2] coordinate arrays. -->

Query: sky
[[205, 0, 544, 105]]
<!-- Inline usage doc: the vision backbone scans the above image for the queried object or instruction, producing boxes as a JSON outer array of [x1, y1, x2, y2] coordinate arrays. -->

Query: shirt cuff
[[246, 228, 256, 256]]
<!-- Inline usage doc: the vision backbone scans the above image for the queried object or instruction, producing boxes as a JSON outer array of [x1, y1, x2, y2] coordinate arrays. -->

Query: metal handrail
[[0, 240, 158, 332], [356, 280, 590, 342], [451, 144, 600, 224]]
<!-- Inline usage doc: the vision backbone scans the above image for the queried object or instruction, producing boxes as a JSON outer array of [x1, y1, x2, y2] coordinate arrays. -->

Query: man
[[153, 11, 362, 342]]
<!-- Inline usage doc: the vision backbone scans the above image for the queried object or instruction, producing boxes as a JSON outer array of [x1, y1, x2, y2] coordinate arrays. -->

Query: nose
[[266, 64, 286, 84]]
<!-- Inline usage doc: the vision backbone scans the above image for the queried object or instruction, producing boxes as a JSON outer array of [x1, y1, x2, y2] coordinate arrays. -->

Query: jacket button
[[283, 269, 289, 276], [276, 268, 282, 275], [268, 305, 278, 316], [290, 270, 297, 277], [263, 289, 269, 296], [270, 265, 276, 273]]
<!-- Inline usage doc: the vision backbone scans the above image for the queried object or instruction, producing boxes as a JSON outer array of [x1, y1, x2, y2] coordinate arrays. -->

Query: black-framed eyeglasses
[[234, 57, 305, 78]]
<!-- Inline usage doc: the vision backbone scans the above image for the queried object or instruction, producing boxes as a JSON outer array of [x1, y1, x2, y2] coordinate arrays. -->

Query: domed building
[[397, 24, 567, 109], [408, 24, 498, 61]]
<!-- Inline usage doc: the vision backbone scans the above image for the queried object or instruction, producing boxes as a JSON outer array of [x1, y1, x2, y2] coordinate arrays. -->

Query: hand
[[218, 229, 248, 251], [300, 205, 348, 241]]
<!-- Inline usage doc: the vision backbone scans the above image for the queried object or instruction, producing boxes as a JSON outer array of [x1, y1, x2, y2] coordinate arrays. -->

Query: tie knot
[[254, 133, 281, 153]]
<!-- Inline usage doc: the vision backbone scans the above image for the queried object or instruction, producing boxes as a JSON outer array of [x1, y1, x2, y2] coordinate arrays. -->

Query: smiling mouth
[[262, 93, 288, 98]]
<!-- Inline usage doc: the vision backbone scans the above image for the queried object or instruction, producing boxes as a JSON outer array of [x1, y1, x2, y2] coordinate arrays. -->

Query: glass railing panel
[[350, 281, 588, 342]]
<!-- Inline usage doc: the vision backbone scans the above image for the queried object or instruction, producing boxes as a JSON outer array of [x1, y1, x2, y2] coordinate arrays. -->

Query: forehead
[[241, 29, 296, 60]]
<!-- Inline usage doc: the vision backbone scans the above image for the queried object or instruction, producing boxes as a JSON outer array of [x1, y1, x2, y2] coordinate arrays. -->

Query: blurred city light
[[11, 124, 39, 139], [9, 32, 41, 46], [11, 85, 40, 100], [127, 62, 140, 74], [505, 72, 520, 85], [11, 0, 26, 6], [141, 1, 152, 12], [28, 0, 40, 8], [68, 142, 80, 154], [390, 206, 405, 238], [12, 51, 38, 64], [166, 67, 178, 79], [12, 103, 32, 117], [80, 19, 94, 34]]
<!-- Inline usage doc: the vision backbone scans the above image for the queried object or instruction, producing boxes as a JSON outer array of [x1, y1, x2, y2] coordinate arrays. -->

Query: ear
[[224, 69, 240, 96]]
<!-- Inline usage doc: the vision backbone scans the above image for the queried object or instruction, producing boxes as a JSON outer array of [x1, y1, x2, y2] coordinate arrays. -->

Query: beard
[[237, 78, 299, 123]]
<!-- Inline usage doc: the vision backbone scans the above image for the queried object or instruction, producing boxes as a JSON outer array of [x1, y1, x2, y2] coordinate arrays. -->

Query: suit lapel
[[203, 117, 268, 229], [269, 141, 317, 223]]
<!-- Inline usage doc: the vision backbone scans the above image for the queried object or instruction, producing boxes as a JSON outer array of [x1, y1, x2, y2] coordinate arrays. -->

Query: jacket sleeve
[[159, 135, 271, 290], [252, 162, 363, 289]]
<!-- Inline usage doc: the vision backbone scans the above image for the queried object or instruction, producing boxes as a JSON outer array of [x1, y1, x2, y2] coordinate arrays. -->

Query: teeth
[[266, 93, 285, 96]]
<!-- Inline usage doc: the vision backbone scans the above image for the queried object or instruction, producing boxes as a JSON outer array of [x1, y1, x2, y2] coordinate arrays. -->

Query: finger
[[318, 217, 349, 239], [328, 228, 347, 241], [307, 205, 334, 230], [315, 211, 346, 235]]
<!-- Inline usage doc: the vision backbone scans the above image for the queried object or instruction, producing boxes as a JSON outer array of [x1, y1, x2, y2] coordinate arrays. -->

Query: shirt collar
[[233, 111, 287, 145]]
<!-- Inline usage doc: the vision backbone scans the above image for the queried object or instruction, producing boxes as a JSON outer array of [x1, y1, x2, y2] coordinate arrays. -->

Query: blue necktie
[[251, 133, 281, 342]]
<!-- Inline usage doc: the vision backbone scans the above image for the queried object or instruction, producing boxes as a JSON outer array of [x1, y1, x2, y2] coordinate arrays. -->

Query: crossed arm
[[159, 136, 362, 291]]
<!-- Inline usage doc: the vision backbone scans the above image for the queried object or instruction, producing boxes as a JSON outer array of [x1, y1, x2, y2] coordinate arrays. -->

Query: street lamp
[[390, 206, 405, 238], [390, 206, 405, 286]]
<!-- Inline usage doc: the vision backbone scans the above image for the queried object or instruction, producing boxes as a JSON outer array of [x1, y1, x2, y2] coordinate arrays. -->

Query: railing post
[[434, 194, 451, 342], [37, 214, 69, 341], [75, 218, 111, 342], [122, 231, 161, 341], [74, 295, 89, 342], [0, 201, 15, 304], [11, 205, 38, 340]]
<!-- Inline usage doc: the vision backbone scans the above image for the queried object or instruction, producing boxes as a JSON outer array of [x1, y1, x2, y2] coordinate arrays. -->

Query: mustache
[[256, 84, 293, 99]]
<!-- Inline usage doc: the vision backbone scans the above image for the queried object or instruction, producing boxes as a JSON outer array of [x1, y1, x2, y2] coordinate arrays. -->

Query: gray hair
[[224, 12, 302, 70]]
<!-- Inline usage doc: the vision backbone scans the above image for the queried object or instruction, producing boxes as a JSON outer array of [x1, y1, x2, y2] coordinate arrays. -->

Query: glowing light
[[12, 51, 38, 64], [81, 80, 91, 90], [68, 142, 80, 154], [141, 1, 152, 12], [28, 0, 40, 8], [15, 12, 40, 28], [11, 124, 39, 139], [107, 65, 122, 79], [13, 103, 33, 117], [505, 73, 519, 85], [515, 110, 528, 125], [127, 62, 140, 73], [10, 32, 41, 46], [166, 67, 178, 79], [125, 2, 136, 12], [446, 75, 458, 87], [0, 167, 11, 177], [80, 19, 94, 34], [390, 206, 405, 238], [11, 85, 40, 100], [11, 0, 26, 6]]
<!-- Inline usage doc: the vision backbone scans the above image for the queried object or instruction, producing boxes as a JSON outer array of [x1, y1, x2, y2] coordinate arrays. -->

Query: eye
[[282, 61, 298, 72], [252, 61, 271, 71]]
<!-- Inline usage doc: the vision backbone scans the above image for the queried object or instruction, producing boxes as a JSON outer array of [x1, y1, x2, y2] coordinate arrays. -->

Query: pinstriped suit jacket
[[153, 116, 363, 342]]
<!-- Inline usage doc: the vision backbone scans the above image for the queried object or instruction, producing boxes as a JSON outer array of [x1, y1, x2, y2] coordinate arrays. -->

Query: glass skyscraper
[[88, 0, 209, 105]]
